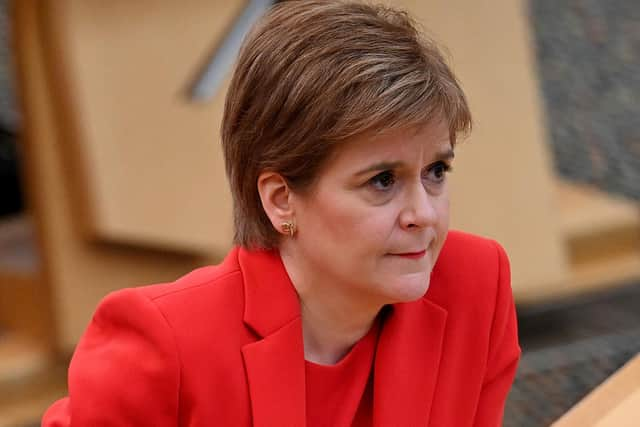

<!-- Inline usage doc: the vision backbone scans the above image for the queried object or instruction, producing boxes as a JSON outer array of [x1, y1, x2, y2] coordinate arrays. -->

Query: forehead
[[332, 120, 452, 166]]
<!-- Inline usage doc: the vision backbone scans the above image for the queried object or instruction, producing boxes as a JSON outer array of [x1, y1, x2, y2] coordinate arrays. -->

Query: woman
[[43, 1, 520, 426]]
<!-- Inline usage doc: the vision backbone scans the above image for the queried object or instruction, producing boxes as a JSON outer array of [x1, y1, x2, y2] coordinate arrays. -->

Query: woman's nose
[[399, 183, 438, 230]]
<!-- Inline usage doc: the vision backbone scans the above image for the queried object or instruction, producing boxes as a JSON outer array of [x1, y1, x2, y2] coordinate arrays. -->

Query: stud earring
[[281, 221, 296, 237]]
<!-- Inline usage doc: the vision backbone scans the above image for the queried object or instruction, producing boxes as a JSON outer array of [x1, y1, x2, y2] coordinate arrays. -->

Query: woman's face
[[290, 119, 452, 307]]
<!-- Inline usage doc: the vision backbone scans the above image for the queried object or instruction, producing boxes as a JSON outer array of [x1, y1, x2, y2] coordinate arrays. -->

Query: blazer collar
[[237, 247, 449, 427], [238, 246, 301, 337], [238, 247, 306, 427]]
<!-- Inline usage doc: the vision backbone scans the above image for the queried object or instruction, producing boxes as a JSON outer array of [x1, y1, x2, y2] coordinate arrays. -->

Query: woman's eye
[[368, 170, 396, 191], [423, 161, 452, 184]]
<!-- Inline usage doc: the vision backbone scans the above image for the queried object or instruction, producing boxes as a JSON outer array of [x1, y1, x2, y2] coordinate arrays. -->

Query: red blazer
[[43, 230, 520, 426]]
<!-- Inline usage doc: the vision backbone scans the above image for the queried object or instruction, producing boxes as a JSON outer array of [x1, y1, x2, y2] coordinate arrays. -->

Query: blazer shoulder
[[427, 230, 510, 308], [442, 229, 505, 255], [93, 247, 245, 329], [434, 229, 508, 274], [135, 246, 243, 301]]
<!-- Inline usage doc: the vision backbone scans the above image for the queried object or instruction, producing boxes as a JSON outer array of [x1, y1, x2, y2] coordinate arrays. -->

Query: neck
[[280, 247, 383, 365]]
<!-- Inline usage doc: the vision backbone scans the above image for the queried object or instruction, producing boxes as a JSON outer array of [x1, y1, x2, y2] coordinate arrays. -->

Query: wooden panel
[[557, 182, 640, 241], [42, 0, 243, 252], [553, 355, 640, 426], [391, 0, 570, 296], [13, 0, 219, 350]]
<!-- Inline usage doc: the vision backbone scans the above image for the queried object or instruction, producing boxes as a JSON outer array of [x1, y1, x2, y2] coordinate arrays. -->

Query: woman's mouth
[[389, 250, 427, 259]]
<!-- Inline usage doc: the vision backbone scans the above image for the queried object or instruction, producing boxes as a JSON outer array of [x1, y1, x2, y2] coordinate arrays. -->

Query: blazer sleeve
[[473, 242, 521, 427], [42, 288, 180, 426]]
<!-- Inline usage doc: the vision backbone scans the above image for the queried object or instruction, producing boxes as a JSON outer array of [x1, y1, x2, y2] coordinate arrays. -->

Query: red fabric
[[305, 318, 379, 427], [42, 230, 520, 427], [352, 374, 374, 427]]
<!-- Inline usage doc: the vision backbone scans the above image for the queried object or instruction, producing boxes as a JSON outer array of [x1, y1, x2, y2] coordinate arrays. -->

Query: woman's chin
[[383, 274, 431, 303]]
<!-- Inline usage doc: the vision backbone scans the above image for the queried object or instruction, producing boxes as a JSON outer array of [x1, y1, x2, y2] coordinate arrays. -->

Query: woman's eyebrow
[[354, 148, 455, 177], [354, 161, 404, 176], [435, 147, 455, 161]]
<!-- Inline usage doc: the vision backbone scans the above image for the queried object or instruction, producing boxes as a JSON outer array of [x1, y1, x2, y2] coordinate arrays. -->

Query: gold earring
[[281, 221, 296, 237]]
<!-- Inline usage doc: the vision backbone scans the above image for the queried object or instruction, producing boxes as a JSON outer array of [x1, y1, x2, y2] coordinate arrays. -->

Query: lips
[[389, 249, 427, 259]]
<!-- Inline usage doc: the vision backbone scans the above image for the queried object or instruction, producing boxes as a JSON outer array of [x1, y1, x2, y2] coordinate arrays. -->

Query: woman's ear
[[257, 171, 294, 234]]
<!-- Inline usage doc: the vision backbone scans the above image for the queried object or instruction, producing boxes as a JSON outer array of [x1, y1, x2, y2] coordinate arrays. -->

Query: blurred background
[[0, 0, 638, 426]]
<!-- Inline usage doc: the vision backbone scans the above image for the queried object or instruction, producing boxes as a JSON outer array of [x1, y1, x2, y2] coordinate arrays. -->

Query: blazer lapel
[[373, 298, 448, 427], [237, 246, 448, 426], [238, 247, 306, 427], [242, 319, 305, 427]]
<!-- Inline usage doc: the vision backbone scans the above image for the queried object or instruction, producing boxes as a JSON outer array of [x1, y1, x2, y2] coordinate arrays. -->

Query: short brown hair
[[221, 0, 472, 249]]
